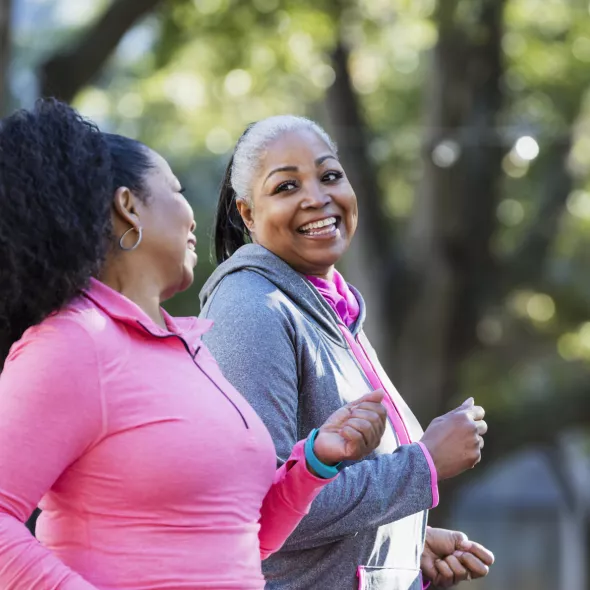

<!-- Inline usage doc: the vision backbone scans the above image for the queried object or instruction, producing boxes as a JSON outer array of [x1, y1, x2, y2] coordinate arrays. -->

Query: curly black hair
[[0, 98, 152, 369]]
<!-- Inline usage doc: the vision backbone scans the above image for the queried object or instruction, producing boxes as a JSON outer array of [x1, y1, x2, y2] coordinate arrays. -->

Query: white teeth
[[299, 217, 337, 232]]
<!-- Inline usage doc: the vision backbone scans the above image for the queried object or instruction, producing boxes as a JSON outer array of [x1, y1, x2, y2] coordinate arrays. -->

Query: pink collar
[[307, 271, 360, 327], [82, 278, 213, 341]]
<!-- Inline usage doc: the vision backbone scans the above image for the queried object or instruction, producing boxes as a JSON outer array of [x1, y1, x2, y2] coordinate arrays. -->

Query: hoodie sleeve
[[201, 272, 434, 551]]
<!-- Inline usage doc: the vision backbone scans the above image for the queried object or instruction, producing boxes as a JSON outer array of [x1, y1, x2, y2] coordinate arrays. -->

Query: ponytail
[[213, 155, 250, 264]]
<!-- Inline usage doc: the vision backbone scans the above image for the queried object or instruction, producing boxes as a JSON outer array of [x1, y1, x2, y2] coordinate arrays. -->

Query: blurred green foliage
[[10, 0, 590, 437]]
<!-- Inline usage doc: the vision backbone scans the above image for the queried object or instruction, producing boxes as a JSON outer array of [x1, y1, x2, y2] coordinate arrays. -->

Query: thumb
[[454, 531, 471, 551], [350, 389, 385, 406], [458, 397, 474, 409]]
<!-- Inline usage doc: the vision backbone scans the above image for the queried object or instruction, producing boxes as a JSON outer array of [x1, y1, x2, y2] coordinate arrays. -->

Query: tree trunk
[[325, 42, 403, 353], [40, 0, 164, 102], [395, 0, 506, 422], [0, 0, 11, 114]]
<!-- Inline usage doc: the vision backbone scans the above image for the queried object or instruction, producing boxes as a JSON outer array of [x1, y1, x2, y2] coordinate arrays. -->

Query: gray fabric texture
[[199, 244, 433, 590]]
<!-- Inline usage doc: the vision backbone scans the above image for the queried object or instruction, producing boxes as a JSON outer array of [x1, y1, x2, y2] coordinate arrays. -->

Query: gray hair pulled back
[[214, 115, 337, 265], [230, 115, 337, 203]]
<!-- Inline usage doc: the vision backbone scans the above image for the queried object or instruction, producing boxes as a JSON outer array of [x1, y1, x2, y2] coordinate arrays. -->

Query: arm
[[258, 440, 335, 559], [202, 276, 434, 551], [258, 390, 386, 558], [0, 319, 104, 589]]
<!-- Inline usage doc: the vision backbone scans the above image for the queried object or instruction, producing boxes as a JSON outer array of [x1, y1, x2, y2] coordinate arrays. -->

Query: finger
[[341, 418, 376, 448], [349, 407, 386, 424], [455, 552, 490, 578], [348, 389, 385, 407], [339, 425, 368, 454], [466, 542, 495, 566], [444, 555, 468, 581], [349, 410, 386, 441], [352, 401, 387, 418], [466, 405, 485, 421], [476, 419, 488, 435], [479, 436, 485, 449], [434, 559, 455, 587]]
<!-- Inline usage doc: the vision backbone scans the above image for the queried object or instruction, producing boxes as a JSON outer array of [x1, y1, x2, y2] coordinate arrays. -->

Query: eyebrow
[[264, 154, 340, 183]]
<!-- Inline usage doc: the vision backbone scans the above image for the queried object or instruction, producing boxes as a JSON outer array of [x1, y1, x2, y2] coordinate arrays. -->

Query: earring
[[119, 226, 143, 251]]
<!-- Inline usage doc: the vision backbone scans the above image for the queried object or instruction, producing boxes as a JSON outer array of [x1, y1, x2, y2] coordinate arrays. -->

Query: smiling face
[[110, 147, 198, 300], [237, 128, 358, 278], [139, 149, 197, 297]]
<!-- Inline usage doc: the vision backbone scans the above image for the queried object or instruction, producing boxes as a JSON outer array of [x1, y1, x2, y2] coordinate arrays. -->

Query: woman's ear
[[113, 187, 141, 229], [236, 199, 255, 234]]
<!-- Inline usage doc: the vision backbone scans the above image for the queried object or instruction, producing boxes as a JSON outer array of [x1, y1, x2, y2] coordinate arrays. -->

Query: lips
[[297, 216, 340, 235], [187, 236, 197, 251]]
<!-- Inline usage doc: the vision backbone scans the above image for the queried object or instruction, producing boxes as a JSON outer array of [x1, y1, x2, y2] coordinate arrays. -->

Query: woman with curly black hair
[[0, 99, 388, 589]]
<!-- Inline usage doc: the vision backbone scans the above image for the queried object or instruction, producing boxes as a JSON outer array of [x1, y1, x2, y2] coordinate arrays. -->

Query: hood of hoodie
[[199, 244, 366, 344]]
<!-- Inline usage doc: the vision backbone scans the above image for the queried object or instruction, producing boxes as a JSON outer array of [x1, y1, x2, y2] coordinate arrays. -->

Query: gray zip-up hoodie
[[199, 245, 437, 590]]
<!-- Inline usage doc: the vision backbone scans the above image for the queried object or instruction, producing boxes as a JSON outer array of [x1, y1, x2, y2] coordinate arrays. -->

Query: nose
[[189, 218, 196, 233], [301, 180, 331, 209]]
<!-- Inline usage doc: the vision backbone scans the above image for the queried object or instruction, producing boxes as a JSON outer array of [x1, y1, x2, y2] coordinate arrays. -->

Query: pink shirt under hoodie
[[0, 279, 333, 590]]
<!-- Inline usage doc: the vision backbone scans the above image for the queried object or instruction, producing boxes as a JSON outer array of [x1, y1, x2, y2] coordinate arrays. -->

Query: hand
[[420, 398, 487, 480], [421, 527, 494, 588], [313, 389, 387, 466]]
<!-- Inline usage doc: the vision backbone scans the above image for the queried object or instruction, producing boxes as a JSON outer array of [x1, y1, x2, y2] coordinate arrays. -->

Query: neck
[[99, 264, 166, 329], [306, 266, 335, 282]]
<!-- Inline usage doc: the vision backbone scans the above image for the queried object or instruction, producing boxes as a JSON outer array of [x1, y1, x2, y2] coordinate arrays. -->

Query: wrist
[[313, 429, 338, 466], [304, 429, 342, 479]]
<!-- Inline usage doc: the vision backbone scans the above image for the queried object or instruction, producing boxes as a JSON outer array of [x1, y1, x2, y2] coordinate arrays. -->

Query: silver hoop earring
[[119, 226, 143, 251]]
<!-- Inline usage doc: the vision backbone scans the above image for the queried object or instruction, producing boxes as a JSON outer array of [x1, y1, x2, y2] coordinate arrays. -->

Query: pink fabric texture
[[307, 271, 360, 327], [308, 273, 439, 512], [0, 279, 333, 590]]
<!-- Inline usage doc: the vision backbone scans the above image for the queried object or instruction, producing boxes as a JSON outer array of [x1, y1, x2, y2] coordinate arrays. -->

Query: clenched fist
[[420, 398, 487, 480], [313, 389, 387, 467]]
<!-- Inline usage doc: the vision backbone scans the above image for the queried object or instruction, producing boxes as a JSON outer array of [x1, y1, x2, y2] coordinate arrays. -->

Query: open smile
[[297, 216, 341, 238]]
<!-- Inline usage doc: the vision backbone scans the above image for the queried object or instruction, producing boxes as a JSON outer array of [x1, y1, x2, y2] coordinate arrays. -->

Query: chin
[[307, 248, 345, 270], [178, 268, 195, 293]]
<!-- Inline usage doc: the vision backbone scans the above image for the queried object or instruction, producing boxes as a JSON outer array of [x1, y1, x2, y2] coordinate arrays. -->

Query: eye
[[273, 180, 298, 194], [322, 170, 344, 183]]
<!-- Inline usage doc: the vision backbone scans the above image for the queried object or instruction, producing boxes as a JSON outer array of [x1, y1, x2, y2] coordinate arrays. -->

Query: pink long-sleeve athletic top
[[0, 279, 333, 590]]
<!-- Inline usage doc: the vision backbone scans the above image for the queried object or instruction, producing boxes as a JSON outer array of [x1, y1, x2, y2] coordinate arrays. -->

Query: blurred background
[[2, 0, 590, 588]]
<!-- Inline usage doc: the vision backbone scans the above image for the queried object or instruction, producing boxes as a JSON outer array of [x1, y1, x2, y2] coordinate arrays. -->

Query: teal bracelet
[[304, 428, 343, 479]]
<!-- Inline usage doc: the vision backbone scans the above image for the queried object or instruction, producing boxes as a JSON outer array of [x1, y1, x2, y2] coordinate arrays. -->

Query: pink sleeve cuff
[[273, 439, 338, 508], [416, 442, 439, 509]]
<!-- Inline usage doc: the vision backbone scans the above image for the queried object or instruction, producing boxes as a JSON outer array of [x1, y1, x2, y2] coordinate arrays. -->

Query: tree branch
[[0, 0, 11, 114], [40, 0, 165, 102]]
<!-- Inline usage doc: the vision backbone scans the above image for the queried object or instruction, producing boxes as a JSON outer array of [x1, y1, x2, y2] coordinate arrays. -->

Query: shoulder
[[7, 308, 93, 369], [6, 293, 123, 371], [203, 269, 298, 325]]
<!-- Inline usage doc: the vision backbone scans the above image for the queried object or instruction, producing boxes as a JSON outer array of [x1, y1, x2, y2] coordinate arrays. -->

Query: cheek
[[256, 204, 294, 239], [336, 188, 358, 225]]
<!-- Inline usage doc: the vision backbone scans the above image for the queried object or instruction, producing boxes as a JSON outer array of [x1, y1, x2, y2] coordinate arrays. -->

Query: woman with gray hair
[[200, 115, 495, 590]]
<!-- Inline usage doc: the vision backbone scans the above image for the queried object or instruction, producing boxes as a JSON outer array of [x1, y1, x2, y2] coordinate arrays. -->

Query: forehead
[[146, 148, 177, 182], [259, 128, 335, 170]]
